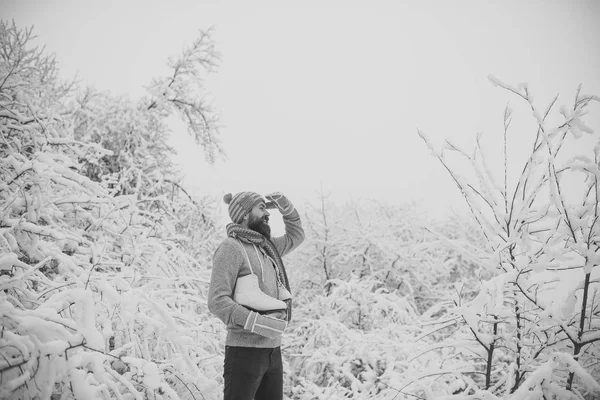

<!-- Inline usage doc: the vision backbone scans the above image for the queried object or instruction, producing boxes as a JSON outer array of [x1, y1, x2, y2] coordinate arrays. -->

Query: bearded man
[[208, 191, 305, 400]]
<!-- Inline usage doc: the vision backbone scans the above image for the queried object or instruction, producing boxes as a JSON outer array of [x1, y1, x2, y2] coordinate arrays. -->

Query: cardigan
[[208, 210, 304, 348]]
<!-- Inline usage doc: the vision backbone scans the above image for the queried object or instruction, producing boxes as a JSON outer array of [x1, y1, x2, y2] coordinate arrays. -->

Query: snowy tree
[[72, 28, 222, 199], [414, 78, 600, 399], [0, 20, 224, 400]]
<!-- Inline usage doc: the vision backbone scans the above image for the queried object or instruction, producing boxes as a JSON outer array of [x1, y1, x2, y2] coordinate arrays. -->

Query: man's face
[[247, 202, 271, 239]]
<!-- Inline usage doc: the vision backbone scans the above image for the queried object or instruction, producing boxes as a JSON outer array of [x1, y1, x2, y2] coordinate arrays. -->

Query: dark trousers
[[223, 346, 283, 400]]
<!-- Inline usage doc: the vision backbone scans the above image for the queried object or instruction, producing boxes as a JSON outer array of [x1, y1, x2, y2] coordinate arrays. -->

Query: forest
[[1, 20, 599, 400]]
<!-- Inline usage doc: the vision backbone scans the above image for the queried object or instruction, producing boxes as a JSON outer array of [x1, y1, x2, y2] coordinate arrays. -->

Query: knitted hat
[[224, 192, 265, 224]]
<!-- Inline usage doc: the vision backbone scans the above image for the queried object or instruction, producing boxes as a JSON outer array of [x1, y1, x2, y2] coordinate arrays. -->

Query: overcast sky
[[4, 0, 600, 218]]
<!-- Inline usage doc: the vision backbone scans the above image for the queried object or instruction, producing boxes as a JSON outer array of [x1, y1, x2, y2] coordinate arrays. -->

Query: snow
[[0, 252, 20, 271]]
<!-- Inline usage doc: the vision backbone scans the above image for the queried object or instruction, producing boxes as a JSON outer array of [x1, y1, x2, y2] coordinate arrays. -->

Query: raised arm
[[265, 192, 305, 257]]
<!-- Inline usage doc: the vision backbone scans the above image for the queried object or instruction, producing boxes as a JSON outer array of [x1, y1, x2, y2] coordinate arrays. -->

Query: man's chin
[[261, 224, 271, 239], [249, 221, 271, 239]]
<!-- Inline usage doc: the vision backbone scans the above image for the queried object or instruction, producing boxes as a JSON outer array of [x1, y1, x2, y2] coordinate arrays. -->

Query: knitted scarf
[[226, 223, 292, 321]]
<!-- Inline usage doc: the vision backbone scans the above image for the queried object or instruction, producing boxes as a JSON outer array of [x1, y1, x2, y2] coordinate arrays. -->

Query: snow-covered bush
[[0, 20, 224, 400], [291, 193, 487, 314], [283, 218, 487, 400], [282, 277, 423, 399], [280, 190, 492, 399]]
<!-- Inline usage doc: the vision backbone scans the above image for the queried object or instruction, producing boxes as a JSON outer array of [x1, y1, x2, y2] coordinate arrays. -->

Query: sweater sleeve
[[207, 240, 251, 327], [271, 208, 305, 257]]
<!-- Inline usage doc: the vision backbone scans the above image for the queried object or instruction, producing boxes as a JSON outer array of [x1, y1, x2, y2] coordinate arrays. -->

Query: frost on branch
[[145, 28, 223, 164]]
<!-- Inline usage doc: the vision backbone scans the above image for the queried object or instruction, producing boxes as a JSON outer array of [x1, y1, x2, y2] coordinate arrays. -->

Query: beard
[[248, 214, 271, 239]]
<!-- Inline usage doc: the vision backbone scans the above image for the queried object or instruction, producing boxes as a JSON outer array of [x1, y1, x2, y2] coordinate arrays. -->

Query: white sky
[[4, 0, 600, 218]]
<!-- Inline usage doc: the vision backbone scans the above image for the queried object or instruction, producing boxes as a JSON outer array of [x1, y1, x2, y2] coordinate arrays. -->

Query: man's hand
[[244, 311, 287, 339], [262, 309, 287, 320], [265, 192, 294, 216]]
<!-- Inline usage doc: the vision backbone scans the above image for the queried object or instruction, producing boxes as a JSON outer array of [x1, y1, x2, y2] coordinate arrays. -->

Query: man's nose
[[264, 209, 270, 216]]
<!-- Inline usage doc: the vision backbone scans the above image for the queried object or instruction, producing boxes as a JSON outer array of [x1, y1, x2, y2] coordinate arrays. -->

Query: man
[[208, 191, 305, 400]]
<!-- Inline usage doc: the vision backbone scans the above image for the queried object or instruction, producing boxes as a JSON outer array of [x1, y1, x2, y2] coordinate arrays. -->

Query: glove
[[265, 192, 294, 216], [244, 310, 287, 339], [262, 309, 287, 320]]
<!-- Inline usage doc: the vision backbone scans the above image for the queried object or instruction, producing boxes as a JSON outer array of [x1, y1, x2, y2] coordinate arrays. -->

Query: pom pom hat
[[224, 192, 265, 224]]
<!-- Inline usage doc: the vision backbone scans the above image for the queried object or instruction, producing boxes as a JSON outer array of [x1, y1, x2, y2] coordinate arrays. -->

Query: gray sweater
[[208, 210, 305, 348]]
